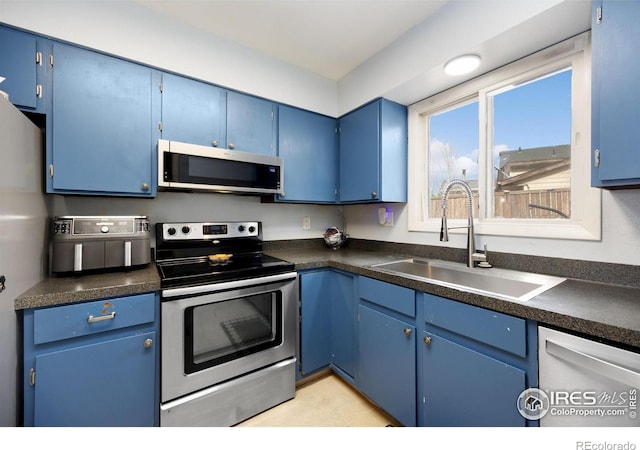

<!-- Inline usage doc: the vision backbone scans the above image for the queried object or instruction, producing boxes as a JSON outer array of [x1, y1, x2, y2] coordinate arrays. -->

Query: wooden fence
[[430, 189, 570, 219]]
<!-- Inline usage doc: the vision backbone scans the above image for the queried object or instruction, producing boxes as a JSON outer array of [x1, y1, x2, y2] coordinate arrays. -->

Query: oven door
[[161, 272, 298, 403]]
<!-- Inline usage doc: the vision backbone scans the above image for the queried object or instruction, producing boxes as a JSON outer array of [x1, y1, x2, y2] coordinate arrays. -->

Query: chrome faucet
[[439, 179, 488, 268]]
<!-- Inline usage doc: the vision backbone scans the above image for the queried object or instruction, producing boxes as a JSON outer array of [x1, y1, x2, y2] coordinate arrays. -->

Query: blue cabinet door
[[277, 105, 338, 202], [226, 91, 276, 155], [300, 271, 332, 375], [338, 98, 407, 202], [161, 72, 226, 147], [0, 26, 45, 111], [339, 100, 380, 202], [421, 330, 526, 426], [33, 331, 157, 426], [358, 304, 416, 426], [592, 0, 640, 187], [330, 271, 356, 377], [49, 43, 160, 196]]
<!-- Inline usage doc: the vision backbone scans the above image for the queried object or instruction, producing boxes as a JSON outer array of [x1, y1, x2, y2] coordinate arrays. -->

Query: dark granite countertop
[[266, 247, 640, 349], [14, 244, 640, 349], [14, 264, 161, 310]]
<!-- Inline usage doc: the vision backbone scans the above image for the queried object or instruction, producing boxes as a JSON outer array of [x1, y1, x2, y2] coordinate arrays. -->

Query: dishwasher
[[537, 326, 640, 426]]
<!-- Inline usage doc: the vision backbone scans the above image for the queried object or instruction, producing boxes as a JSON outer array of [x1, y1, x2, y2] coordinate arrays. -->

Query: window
[[408, 32, 600, 240]]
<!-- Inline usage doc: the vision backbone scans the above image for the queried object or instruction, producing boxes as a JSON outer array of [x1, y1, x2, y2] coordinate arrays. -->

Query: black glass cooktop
[[157, 254, 294, 289]]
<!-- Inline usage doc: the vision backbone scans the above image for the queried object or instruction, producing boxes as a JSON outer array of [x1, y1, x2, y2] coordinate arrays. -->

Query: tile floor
[[235, 372, 400, 427]]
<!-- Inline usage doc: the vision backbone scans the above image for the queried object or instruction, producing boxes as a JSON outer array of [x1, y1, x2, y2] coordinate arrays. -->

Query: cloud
[[429, 138, 479, 191]]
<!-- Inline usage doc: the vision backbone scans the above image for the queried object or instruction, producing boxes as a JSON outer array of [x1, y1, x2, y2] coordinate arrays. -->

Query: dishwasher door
[[538, 326, 640, 426]]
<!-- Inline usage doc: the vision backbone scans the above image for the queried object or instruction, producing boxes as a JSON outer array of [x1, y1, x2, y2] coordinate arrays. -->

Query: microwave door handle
[[74, 243, 83, 272], [545, 339, 640, 387], [124, 241, 132, 267]]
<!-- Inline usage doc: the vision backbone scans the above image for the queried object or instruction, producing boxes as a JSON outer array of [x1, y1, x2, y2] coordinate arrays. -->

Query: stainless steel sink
[[370, 258, 565, 302]]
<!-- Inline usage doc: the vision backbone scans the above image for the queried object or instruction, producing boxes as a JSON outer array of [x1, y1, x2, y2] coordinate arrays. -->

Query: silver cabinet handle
[[144, 338, 153, 348], [371, 191, 377, 198], [546, 339, 640, 387], [403, 328, 412, 336], [141, 182, 150, 191], [228, 142, 235, 149], [212, 140, 219, 147], [87, 312, 116, 323], [74, 243, 83, 272], [423, 336, 432, 345], [124, 241, 132, 267]]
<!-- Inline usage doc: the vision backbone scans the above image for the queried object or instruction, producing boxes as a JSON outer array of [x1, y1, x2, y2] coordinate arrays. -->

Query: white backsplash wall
[[52, 192, 339, 243], [343, 189, 640, 266], [54, 186, 640, 265]]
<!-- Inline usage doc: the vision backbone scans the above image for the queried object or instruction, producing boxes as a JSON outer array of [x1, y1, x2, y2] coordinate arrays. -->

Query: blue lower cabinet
[[23, 293, 160, 426], [420, 331, 526, 426], [299, 270, 356, 379], [33, 331, 157, 426], [299, 271, 332, 376], [330, 271, 356, 378], [358, 304, 416, 426], [419, 292, 537, 427]]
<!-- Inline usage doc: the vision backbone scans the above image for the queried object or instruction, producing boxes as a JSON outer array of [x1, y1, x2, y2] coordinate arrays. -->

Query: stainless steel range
[[155, 221, 298, 427]]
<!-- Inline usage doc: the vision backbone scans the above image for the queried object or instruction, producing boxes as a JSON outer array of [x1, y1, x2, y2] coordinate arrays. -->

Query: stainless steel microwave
[[158, 139, 283, 195]]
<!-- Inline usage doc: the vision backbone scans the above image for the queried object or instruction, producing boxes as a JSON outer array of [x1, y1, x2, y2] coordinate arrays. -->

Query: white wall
[[52, 193, 341, 243], [338, 0, 591, 114], [344, 188, 640, 266]]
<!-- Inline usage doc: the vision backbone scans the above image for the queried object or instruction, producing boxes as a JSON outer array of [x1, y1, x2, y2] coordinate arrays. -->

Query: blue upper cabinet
[[48, 43, 161, 196], [0, 26, 48, 113], [591, 0, 640, 188], [338, 98, 407, 203], [277, 105, 338, 202], [227, 91, 276, 156], [160, 72, 226, 148]]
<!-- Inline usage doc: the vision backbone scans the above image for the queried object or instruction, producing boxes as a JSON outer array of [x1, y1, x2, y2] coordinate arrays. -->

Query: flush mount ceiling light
[[444, 54, 481, 76]]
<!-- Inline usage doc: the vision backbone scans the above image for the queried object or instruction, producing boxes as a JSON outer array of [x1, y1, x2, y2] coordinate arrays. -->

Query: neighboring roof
[[497, 144, 570, 190], [499, 144, 570, 167]]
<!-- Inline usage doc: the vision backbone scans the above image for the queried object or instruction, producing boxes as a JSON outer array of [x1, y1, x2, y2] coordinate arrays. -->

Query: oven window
[[184, 291, 283, 374]]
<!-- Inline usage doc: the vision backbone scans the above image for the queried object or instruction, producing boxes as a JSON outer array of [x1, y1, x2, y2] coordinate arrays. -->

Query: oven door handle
[[162, 271, 298, 298]]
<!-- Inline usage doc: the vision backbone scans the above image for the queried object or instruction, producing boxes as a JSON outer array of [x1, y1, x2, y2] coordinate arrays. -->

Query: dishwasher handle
[[546, 339, 640, 388]]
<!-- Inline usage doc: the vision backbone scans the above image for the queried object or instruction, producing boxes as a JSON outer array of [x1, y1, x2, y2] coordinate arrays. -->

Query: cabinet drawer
[[423, 294, 526, 358], [359, 276, 415, 317], [33, 293, 156, 345]]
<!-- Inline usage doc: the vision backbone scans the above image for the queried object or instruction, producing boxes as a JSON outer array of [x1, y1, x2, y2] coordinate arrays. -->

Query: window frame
[[407, 31, 600, 241]]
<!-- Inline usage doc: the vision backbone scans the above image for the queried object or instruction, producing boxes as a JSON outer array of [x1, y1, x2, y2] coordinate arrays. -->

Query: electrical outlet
[[384, 211, 394, 227], [303, 216, 311, 230]]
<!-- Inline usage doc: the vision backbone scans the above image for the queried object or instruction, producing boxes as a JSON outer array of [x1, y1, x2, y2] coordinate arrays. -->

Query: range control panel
[[161, 221, 260, 240]]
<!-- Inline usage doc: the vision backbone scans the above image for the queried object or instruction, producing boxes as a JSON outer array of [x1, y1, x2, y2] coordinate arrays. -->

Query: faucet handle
[[475, 244, 492, 268], [440, 216, 449, 242]]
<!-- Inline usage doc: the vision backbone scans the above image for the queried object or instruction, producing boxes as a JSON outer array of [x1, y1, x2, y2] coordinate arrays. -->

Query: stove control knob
[[181, 226, 191, 235], [167, 227, 177, 236], [100, 226, 109, 233], [238, 225, 246, 232], [248, 226, 256, 233]]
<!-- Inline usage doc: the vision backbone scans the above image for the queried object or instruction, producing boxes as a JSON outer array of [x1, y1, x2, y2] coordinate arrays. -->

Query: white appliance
[[539, 326, 640, 426], [0, 96, 49, 426]]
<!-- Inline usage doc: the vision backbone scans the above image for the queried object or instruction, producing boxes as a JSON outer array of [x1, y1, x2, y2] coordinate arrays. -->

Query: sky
[[429, 68, 572, 194]]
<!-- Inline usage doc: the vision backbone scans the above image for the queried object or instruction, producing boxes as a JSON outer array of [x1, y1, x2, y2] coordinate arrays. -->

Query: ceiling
[[135, 0, 448, 80]]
